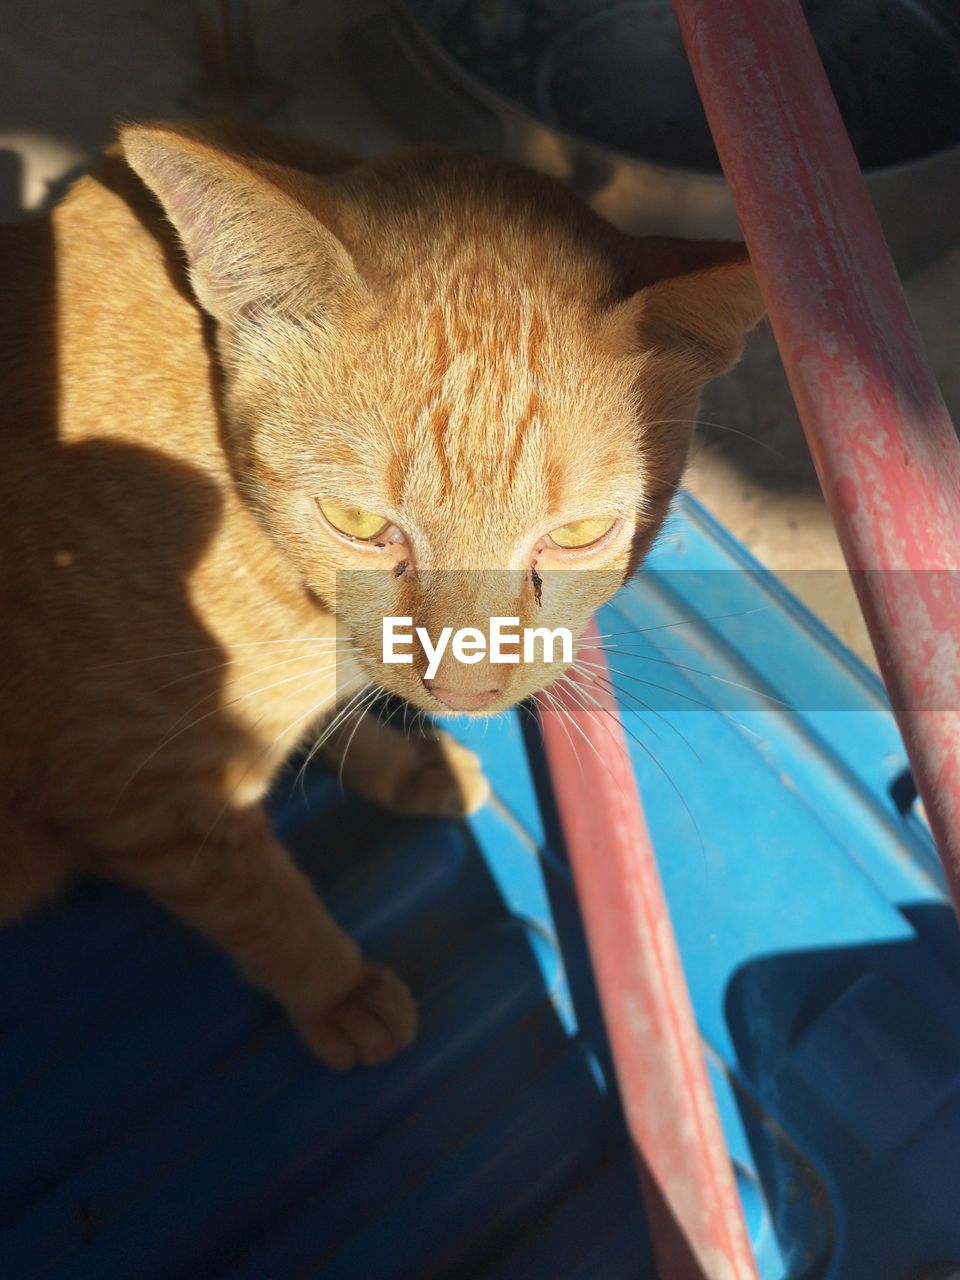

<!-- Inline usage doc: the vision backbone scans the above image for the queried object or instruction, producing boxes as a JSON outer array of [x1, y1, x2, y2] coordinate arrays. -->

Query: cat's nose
[[423, 680, 502, 712]]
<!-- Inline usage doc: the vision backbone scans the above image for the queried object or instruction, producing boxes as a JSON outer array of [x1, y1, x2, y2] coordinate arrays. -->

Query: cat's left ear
[[609, 238, 765, 378], [120, 123, 364, 328]]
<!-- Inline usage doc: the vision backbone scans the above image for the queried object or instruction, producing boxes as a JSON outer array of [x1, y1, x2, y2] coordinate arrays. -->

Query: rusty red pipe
[[536, 624, 759, 1280], [534, 4, 960, 1270], [671, 0, 960, 901]]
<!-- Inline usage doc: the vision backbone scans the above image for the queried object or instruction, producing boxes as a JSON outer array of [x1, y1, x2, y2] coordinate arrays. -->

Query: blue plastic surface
[[2, 492, 958, 1278]]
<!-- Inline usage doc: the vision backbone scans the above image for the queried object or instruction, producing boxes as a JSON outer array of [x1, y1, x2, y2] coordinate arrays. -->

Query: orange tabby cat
[[0, 121, 762, 1068]]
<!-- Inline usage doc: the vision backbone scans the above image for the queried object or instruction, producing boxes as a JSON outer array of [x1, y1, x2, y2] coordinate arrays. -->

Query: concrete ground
[[3, 0, 958, 666]]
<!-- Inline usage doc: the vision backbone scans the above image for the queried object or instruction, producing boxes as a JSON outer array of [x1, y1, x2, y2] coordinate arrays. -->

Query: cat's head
[[122, 123, 763, 715]]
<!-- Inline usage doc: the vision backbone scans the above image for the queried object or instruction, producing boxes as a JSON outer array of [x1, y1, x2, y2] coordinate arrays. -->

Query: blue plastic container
[[1, 493, 957, 1278]]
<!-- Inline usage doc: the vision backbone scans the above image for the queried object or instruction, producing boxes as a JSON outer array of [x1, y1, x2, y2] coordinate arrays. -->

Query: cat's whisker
[[553, 681, 649, 814], [314, 683, 384, 787], [172, 653, 354, 733], [639, 415, 787, 459], [376, 697, 428, 742], [543, 685, 596, 780], [572, 657, 707, 757], [573, 661, 705, 763], [287, 674, 375, 803], [588, 607, 768, 644], [559, 669, 706, 859], [576, 653, 725, 715], [588, 635, 762, 664], [637, 473, 684, 500], [113, 660, 344, 815], [574, 660, 669, 732], [87, 635, 352, 671], [553, 693, 612, 785], [307, 685, 382, 794], [554, 675, 623, 782], [336, 687, 385, 792], [193, 674, 369, 863], [167, 658, 344, 747], [294, 686, 369, 794], [582, 659, 764, 745], [537, 687, 584, 780], [569, 661, 662, 745], [378, 696, 409, 738], [524, 695, 546, 747], [150, 643, 355, 694], [295, 679, 379, 792], [586, 644, 789, 709], [290, 684, 381, 807]]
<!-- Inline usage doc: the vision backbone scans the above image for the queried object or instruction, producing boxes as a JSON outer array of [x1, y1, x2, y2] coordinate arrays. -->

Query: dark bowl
[[345, 0, 960, 274]]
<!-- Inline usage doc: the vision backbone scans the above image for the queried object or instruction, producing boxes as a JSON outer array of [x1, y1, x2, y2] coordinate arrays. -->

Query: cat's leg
[[0, 807, 77, 922], [319, 715, 490, 816], [96, 805, 416, 1069]]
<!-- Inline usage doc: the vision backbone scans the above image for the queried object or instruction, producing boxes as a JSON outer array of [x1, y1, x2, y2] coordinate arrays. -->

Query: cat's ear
[[120, 123, 363, 327], [610, 239, 765, 377]]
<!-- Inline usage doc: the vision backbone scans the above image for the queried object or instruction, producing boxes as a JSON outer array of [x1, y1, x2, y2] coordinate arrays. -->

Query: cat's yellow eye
[[548, 518, 616, 549], [317, 499, 391, 541]]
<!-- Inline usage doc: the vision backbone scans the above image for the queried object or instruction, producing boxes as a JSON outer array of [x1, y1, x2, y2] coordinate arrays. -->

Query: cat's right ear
[[120, 123, 365, 328], [608, 238, 765, 380]]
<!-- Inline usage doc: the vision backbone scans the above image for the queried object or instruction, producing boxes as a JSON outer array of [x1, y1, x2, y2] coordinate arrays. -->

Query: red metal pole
[[537, 624, 758, 1280], [670, 0, 960, 904]]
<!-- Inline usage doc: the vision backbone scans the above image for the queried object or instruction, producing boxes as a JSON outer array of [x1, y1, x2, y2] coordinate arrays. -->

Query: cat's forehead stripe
[[379, 264, 640, 520], [425, 302, 451, 397], [426, 402, 454, 493]]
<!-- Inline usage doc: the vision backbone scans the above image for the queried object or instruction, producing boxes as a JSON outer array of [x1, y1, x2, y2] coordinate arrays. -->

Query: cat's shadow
[[7, 167, 231, 795]]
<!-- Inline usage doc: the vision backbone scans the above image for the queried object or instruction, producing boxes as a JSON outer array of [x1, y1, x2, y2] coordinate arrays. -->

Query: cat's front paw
[[386, 735, 490, 817], [327, 722, 491, 818], [290, 963, 417, 1070]]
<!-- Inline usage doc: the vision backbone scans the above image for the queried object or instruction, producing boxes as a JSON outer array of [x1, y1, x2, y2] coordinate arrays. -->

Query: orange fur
[[0, 121, 762, 1066]]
